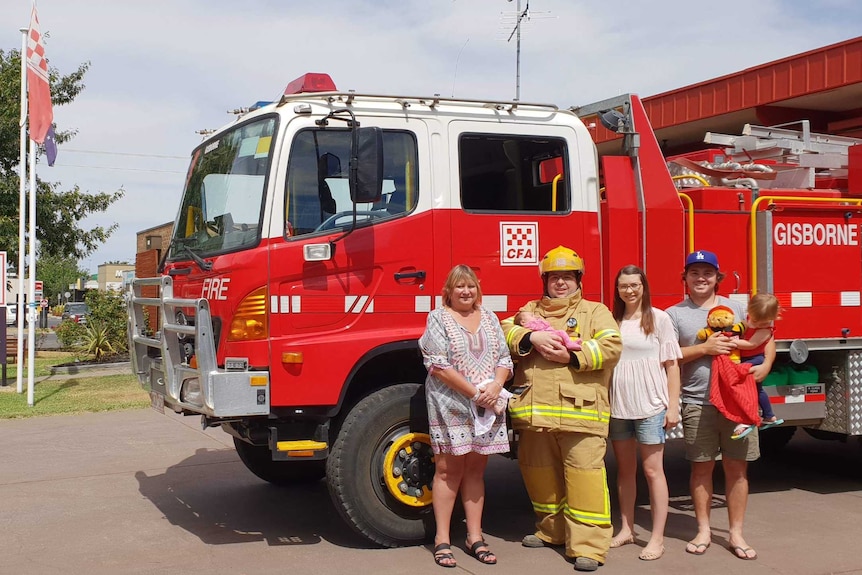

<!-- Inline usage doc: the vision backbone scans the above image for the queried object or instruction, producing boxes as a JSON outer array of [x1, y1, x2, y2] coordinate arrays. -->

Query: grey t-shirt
[[666, 296, 746, 405]]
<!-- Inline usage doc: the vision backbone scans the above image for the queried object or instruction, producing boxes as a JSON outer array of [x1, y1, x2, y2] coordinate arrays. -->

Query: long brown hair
[[441, 264, 483, 309], [613, 265, 655, 335]]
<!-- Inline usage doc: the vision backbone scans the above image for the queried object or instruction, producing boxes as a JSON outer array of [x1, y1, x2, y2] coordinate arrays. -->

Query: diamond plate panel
[[847, 351, 862, 435], [821, 363, 848, 433]]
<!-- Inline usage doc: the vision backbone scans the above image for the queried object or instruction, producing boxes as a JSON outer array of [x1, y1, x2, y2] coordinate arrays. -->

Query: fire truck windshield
[[169, 116, 277, 260]]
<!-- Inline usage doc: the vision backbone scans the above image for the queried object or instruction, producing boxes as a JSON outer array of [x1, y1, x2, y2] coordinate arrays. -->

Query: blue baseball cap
[[685, 250, 720, 270]]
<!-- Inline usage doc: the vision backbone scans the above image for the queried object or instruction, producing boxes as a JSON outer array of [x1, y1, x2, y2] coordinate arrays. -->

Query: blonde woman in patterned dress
[[419, 264, 513, 568]]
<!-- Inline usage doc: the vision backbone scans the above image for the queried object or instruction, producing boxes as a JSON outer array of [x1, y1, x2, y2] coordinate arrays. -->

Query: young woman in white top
[[608, 265, 682, 561]]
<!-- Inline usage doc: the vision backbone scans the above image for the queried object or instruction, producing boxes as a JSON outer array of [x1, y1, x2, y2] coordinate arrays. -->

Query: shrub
[[80, 321, 115, 361], [55, 319, 87, 348], [84, 290, 128, 353]]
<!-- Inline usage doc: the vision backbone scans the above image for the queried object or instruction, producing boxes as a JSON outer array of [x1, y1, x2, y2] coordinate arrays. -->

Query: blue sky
[[2, 0, 860, 272]]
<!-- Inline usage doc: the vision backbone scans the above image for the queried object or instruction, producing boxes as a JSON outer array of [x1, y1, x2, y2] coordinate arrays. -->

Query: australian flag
[[44, 124, 57, 166]]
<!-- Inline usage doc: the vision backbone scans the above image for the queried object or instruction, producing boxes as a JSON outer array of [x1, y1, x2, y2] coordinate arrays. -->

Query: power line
[[60, 149, 188, 160], [50, 163, 186, 174]]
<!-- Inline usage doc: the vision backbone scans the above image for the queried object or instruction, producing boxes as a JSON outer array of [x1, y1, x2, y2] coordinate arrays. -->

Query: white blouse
[[610, 308, 682, 420]]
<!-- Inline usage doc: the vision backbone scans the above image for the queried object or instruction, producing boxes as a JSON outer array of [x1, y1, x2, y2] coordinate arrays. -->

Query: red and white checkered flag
[[26, 4, 54, 144]]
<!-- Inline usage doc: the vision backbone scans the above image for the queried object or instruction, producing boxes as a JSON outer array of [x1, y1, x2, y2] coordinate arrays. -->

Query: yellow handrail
[[749, 195, 862, 294], [672, 173, 711, 187], [552, 173, 562, 211], [678, 193, 695, 253]]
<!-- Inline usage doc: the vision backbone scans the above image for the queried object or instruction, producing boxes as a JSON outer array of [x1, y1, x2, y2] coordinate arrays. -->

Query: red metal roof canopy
[[587, 36, 862, 155]]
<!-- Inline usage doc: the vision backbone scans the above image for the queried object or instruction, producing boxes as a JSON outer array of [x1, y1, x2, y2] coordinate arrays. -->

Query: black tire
[[327, 384, 434, 547], [233, 437, 326, 485], [759, 425, 796, 456]]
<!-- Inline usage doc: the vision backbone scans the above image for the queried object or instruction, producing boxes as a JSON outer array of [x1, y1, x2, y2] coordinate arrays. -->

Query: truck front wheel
[[233, 437, 326, 485], [327, 384, 435, 547]]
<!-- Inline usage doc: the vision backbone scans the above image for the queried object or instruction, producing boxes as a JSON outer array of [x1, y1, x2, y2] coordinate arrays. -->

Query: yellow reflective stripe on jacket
[[532, 498, 566, 514], [593, 329, 619, 340], [582, 340, 602, 370], [510, 404, 611, 423], [581, 329, 620, 370]]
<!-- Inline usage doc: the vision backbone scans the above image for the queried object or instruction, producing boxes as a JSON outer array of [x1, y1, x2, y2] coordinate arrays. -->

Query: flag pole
[[27, 138, 36, 407], [17, 27, 28, 395]]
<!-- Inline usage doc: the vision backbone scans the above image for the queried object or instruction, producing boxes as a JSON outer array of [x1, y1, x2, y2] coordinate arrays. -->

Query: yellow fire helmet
[[539, 245, 585, 276]]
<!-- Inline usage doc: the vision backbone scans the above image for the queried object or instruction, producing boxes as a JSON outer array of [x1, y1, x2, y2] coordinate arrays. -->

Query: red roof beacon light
[[283, 73, 337, 95]]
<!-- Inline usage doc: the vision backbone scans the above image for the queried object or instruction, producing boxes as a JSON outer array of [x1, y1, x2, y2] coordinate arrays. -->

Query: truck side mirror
[[350, 127, 383, 204]]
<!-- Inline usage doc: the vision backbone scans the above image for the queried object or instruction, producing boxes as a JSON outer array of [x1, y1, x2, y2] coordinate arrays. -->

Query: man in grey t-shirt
[[666, 250, 774, 561]]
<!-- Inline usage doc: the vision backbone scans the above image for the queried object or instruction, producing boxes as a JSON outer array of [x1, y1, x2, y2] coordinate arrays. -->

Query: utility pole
[[506, 0, 529, 101]]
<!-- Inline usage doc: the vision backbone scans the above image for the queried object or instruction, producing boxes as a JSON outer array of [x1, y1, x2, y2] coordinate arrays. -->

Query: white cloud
[[1, 0, 859, 271]]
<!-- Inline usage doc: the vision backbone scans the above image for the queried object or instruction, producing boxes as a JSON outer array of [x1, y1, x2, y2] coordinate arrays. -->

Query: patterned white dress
[[419, 306, 513, 455]]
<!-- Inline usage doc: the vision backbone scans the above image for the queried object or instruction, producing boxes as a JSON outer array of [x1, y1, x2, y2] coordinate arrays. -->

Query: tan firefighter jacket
[[502, 291, 622, 436]]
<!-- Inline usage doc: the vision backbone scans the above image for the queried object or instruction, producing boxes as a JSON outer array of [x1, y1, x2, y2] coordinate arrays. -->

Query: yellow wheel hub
[[382, 432, 434, 507]]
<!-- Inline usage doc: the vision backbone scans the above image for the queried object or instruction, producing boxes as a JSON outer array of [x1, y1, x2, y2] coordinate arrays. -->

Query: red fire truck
[[127, 73, 862, 547]]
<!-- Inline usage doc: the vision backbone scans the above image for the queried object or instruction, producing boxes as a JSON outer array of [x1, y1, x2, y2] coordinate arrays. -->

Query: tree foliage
[[0, 49, 124, 266], [36, 254, 88, 303]]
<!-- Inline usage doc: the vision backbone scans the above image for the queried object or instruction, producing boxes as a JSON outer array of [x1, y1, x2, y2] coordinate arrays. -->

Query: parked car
[[5, 304, 16, 326], [62, 302, 90, 324]]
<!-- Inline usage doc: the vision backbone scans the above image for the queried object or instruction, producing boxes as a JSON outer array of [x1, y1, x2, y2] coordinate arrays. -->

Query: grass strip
[[0, 373, 149, 419]]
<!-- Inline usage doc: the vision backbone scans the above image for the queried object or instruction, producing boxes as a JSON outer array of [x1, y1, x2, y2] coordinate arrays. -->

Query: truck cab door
[[266, 119, 433, 406]]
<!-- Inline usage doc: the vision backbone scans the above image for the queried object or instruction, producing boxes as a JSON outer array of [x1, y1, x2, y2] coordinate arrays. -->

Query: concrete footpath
[[1, 407, 862, 574]]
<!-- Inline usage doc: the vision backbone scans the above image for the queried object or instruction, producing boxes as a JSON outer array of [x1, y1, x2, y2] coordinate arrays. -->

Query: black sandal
[[466, 539, 497, 565], [433, 543, 457, 568]]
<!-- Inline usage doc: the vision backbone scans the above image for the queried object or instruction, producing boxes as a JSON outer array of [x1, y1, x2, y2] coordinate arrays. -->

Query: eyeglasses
[[548, 273, 578, 283], [618, 283, 642, 292]]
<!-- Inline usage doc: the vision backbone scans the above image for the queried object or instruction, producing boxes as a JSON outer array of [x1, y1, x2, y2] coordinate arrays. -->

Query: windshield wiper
[[162, 237, 213, 272]]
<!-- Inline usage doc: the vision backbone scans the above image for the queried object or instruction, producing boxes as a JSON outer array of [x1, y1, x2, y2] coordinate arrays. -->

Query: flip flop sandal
[[685, 541, 710, 555], [433, 543, 457, 568], [466, 540, 497, 565], [730, 545, 758, 560], [731, 425, 755, 440], [760, 418, 784, 430]]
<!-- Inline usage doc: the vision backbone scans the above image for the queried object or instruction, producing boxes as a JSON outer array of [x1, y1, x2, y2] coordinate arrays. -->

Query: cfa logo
[[500, 222, 539, 266]]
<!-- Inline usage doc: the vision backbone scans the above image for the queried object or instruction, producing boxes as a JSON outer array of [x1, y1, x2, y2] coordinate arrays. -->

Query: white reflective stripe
[[355, 295, 368, 313], [280, 295, 290, 314], [345, 295, 358, 313], [791, 292, 812, 307], [345, 295, 370, 313], [415, 296, 431, 313], [366, 299, 374, 313], [435, 296, 443, 309], [482, 295, 508, 312], [270, 295, 278, 314], [841, 291, 861, 306], [728, 293, 749, 306], [292, 295, 301, 313]]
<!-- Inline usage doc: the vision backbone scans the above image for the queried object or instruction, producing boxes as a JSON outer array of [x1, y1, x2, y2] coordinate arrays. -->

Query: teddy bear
[[697, 305, 746, 363]]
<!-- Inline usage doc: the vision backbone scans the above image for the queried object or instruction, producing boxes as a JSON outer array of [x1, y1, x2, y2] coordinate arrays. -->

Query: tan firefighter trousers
[[518, 429, 611, 562]]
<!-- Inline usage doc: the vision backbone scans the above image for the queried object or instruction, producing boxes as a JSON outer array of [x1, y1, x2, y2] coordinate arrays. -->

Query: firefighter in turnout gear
[[503, 246, 622, 572]]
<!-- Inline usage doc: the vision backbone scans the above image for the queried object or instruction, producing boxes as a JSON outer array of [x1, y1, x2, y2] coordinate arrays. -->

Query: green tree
[[0, 49, 124, 266], [36, 254, 87, 303]]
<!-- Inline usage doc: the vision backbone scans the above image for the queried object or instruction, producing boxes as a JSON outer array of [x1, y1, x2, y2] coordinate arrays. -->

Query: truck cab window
[[459, 134, 569, 212], [169, 116, 275, 260], [285, 129, 418, 237]]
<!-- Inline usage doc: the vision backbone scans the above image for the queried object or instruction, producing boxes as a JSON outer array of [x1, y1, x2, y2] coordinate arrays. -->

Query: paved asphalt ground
[[1, 390, 861, 574]]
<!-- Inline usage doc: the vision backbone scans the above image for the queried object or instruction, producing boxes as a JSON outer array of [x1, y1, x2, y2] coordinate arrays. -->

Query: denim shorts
[[609, 410, 667, 445]]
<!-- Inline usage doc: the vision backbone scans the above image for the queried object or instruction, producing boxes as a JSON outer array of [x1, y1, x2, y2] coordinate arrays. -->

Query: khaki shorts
[[682, 403, 759, 462]]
